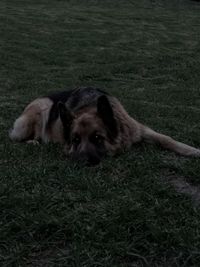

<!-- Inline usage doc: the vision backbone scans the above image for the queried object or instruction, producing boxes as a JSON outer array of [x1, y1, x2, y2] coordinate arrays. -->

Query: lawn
[[1, 0, 200, 266]]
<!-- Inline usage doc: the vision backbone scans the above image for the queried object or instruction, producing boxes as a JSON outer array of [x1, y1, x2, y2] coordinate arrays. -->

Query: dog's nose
[[87, 156, 100, 166], [79, 152, 100, 166]]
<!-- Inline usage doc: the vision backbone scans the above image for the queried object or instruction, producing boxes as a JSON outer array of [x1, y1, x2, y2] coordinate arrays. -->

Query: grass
[[1, 0, 200, 266]]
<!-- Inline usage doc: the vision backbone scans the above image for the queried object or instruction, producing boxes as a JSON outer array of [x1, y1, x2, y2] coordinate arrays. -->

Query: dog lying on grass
[[9, 87, 200, 165]]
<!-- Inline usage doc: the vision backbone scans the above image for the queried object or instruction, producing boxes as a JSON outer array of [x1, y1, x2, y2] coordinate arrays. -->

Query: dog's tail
[[141, 126, 200, 157], [9, 114, 35, 142]]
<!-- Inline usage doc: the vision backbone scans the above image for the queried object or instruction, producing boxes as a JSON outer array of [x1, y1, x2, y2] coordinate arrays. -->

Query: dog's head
[[58, 96, 118, 165]]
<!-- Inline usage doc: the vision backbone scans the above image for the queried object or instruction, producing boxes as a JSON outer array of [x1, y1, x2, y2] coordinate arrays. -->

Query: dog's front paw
[[26, 140, 40, 145]]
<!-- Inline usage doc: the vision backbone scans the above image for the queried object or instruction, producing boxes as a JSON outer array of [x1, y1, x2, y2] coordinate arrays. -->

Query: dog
[[9, 87, 200, 165]]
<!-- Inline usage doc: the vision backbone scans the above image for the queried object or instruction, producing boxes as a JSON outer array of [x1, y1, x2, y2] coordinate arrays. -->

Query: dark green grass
[[1, 0, 200, 266]]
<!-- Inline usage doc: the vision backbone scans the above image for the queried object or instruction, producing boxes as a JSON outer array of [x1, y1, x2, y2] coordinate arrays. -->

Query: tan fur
[[141, 126, 200, 157], [9, 98, 54, 143], [107, 97, 200, 157]]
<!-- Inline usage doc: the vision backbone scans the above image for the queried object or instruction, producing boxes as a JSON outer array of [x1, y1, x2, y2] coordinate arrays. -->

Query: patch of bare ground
[[26, 246, 70, 267], [165, 175, 200, 207]]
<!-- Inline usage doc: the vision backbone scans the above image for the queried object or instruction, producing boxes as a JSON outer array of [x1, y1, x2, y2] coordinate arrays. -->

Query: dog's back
[[47, 87, 107, 111]]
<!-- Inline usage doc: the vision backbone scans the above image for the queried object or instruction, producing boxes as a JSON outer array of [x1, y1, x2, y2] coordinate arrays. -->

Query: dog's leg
[[26, 140, 40, 145], [9, 114, 35, 142], [141, 126, 200, 157], [9, 98, 53, 143]]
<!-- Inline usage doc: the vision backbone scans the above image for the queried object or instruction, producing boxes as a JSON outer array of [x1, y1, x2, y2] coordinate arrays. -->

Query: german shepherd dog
[[9, 87, 200, 165]]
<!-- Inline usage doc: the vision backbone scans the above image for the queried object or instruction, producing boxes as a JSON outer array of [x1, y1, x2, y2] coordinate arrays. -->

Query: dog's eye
[[72, 135, 81, 145], [91, 134, 104, 145], [95, 134, 102, 141]]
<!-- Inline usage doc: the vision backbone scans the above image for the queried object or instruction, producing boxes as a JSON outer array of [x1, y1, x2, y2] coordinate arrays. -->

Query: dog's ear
[[97, 96, 118, 140], [57, 102, 73, 124], [57, 102, 73, 142]]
